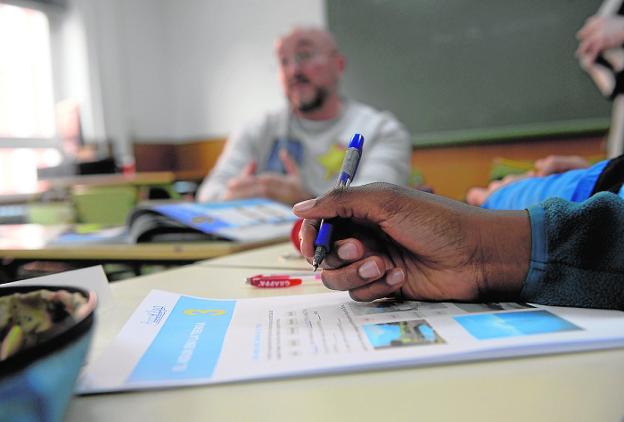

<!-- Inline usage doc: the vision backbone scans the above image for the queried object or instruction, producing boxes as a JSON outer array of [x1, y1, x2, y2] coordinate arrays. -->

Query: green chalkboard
[[327, 0, 611, 146]]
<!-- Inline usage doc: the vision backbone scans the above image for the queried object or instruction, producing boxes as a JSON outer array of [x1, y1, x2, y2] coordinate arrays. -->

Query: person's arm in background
[[195, 125, 259, 202], [231, 149, 312, 205], [293, 183, 624, 310], [352, 114, 412, 187], [533, 154, 590, 176], [197, 139, 311, 204], [466, 155, 594, 209], [197, 113, 313, 205], [466, 173, 533, 208]]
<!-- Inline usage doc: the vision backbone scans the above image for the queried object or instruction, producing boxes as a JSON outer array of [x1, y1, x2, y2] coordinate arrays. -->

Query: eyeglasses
[[278, 50, 320, 68]]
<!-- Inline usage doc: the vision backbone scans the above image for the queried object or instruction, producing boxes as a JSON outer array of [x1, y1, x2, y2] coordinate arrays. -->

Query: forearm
[[196, 132, 258, 202]]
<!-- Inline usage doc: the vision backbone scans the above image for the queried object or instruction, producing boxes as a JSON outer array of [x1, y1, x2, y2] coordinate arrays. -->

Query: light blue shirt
[[483, 160, 610, 210]]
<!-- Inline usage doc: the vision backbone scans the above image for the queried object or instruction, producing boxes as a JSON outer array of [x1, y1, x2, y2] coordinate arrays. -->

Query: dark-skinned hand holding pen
[[294, 183, 530, 303]]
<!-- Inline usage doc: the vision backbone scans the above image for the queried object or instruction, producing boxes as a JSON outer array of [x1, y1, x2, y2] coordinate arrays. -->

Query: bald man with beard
[[196, 27, 411, 205]]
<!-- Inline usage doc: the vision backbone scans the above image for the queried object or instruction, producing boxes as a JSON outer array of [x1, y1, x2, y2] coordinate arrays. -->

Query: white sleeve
[[195, 125, 259, 202], [353, 112, 412, 187]]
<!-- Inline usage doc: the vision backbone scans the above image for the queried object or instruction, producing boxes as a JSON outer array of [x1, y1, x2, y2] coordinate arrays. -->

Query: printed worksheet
[[77, 290, 624, 394]]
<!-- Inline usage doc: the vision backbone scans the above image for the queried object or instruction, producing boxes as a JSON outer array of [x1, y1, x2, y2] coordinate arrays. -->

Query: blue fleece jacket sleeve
[[522, 192, 624, 310]]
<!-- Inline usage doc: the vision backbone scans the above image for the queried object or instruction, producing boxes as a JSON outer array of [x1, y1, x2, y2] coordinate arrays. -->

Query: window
[[0, 3, 55, 139], [0, 3, 61, 194]]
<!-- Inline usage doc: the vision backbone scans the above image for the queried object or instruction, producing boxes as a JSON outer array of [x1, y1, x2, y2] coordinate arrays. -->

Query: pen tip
[[312, 264, 318, 272]]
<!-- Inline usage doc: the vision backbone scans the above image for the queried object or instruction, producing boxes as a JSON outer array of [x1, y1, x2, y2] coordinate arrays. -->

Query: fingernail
[[293, 199, 316, 213], [358, 261, 381, 279], [386, 268, 405, 286], [337, 242, 358, 260]]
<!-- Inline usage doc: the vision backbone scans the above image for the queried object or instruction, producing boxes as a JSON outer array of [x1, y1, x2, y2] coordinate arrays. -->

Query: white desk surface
[[66, 263, 624, 422], [200, 241, 312, 271]]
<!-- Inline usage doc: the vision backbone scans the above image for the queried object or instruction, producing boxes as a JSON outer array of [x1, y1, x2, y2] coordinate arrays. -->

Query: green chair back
[[72, 186, 137, 226]]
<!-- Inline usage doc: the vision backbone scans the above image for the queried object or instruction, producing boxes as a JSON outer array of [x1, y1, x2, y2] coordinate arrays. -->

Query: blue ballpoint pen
[[312, 133, 365, 271]]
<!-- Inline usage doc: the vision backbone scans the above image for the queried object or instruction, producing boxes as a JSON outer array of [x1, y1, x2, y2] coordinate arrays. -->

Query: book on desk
[[49, 198, 297, 245], [125, 198, 298, 243]]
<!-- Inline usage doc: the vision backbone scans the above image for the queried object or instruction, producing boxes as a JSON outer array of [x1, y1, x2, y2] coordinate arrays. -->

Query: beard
[[288, 73, 329, 113], [295, 86, 328, 113]]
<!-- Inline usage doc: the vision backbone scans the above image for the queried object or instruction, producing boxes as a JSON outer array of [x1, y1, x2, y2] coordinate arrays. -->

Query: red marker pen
[[246, 273, 320, 288]]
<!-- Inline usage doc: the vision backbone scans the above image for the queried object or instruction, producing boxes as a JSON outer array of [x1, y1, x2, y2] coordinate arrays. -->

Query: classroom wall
[[80, 0, 326, 161], [162, 0, 326, 139]]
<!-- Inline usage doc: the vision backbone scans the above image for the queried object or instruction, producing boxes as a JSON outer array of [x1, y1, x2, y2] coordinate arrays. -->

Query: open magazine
[[77, 290, 624, 394], [126, 198, 297, 243]]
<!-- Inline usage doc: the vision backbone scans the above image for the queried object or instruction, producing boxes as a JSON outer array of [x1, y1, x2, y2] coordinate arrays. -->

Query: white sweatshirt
[[196, 99, 411, 202]]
